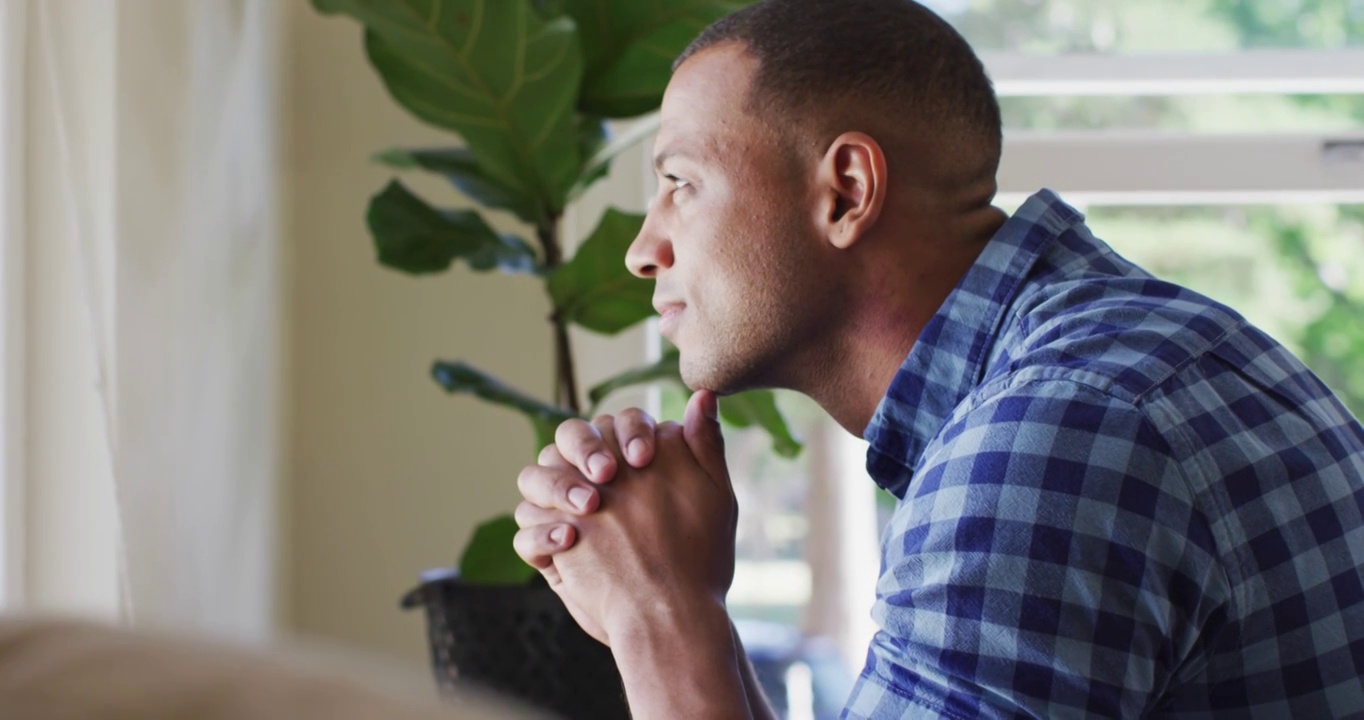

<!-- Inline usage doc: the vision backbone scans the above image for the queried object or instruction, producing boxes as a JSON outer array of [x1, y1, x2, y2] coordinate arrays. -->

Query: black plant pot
[[401, 569, 630, 719]]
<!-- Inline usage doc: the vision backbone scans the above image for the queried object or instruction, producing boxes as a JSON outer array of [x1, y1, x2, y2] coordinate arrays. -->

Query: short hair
[[675, 0, 1002, 194]]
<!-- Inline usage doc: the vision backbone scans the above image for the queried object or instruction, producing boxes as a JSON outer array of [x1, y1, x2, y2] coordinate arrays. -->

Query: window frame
[[998, 131, 1364, 206], [984, 49, 1364, 97], [986, 49, 1364, 204]]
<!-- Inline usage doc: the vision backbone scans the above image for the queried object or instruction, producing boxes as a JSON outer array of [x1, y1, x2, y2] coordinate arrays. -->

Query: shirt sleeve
[[843, 379, 1232, 719]]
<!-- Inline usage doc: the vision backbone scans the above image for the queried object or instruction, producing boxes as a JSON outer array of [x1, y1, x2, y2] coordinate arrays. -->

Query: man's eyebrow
[[653, 149, 690, 172]]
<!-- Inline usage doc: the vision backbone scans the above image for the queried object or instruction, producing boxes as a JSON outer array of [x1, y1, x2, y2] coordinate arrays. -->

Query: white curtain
[[0, 0, 28, 610], [13, 0, 285, 642]]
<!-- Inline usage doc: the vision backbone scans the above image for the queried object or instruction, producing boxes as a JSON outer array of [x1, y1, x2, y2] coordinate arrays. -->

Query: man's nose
[[625, 212, 673, 279]]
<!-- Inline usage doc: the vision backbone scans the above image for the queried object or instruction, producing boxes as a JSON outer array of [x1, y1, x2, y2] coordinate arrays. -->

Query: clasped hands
[[513, 390, 738, 646]]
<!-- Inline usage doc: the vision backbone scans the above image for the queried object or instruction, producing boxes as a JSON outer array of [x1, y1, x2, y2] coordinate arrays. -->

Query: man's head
[[627, 0, 1002, 398], [676, 0, 1001, 190]]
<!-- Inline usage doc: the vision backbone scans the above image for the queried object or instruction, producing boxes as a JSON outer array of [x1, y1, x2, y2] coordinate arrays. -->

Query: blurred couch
[[0, 616, 543, 719]]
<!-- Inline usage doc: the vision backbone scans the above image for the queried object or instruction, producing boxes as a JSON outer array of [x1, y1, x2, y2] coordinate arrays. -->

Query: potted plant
[[313, 1, 803, 716]]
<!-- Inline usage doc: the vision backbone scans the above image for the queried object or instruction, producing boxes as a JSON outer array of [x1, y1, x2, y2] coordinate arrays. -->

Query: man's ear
[[815, 132, 887, 250]]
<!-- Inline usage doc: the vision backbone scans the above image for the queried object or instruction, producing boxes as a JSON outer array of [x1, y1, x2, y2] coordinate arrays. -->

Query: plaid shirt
[[844, 190, 1364, 718]]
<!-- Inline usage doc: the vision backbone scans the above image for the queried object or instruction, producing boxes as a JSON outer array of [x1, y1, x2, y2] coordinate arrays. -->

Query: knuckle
[[515, 465, 538, 495], [620, 407, 656, 430], [548, 469, 574, 498], [538, 443, 564, 466], [554, 418, 592, 445], [514, 526, 559, 569], [593, 415, 622, 449], [557, 418, 603, 460], [513, 501, 536, 527], [512, 528, 535, 559], [518, 466, 579, 506]]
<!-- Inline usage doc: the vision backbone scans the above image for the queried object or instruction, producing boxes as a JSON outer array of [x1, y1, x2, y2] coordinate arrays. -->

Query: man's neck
[[802, 206, 1006, 437], [801, 299, 925, 438]]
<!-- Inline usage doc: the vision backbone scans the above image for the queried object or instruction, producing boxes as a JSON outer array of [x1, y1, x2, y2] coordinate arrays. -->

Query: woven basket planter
[[401, 569, 630, 719]]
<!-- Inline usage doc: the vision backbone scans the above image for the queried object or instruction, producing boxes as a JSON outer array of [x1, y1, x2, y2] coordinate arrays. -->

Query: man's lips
[[655, 301, 685, 337]]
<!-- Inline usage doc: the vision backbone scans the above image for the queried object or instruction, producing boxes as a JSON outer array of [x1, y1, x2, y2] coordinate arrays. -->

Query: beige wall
[[284, 2, 650, 661]]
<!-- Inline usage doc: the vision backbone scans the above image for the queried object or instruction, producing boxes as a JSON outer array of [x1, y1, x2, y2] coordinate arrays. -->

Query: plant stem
[[539, 219, 581, 416], [555, 321, 580, 416]]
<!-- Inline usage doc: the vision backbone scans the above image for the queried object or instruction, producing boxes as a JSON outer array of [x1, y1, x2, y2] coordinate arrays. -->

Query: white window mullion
[[999, 132, 1364, 205], [985, 49, 1364, 97]]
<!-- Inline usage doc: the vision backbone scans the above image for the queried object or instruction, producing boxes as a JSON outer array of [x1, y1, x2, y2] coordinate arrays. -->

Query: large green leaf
[[431, 360, 575, 451], [720, 390, 803, 458], [466, 233, 541, 275], [548, 209, 653, 334], [368, 180, 538, 275], [458, 514, 537, 585], [314, 0, 585, 212], [530, 0, 567, 19], [374, 147, 544, 226], [587, 347, 681, 412], [564, 0, 751, 117]]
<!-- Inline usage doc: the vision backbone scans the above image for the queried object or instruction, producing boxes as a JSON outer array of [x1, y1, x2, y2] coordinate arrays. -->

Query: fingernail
[[568, 486, 592, 510], [704, 393, 719, 420], [588, 453, 610, 479], [549, 525, 567, 545], [627, 438, 647, 463]]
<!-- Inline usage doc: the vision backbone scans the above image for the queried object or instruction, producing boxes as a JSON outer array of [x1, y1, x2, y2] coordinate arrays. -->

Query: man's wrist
[[606, 594, 750, 719], [607, 592, 732, 655]]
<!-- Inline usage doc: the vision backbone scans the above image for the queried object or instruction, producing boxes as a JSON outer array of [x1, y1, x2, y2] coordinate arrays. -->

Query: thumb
[[683, 390, 727, 482]]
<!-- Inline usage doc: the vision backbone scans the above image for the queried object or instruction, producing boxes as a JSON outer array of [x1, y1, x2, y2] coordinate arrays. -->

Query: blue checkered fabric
[[845, 190, 1364, 718]]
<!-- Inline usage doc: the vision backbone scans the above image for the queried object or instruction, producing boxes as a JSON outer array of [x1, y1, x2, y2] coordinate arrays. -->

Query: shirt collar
[[863, 189, 1085, 497]]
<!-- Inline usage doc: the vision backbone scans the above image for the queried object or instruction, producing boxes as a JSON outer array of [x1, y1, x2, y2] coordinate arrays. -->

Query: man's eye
[[666, 174, 691, 191]]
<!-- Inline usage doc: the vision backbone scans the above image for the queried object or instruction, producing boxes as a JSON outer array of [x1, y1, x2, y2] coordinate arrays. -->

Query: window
[[926, 0, 1363, 54]]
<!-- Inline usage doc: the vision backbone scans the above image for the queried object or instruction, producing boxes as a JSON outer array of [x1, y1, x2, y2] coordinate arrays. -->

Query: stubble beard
[[679, 259, 839, 397], [678, 310, 783, 395]]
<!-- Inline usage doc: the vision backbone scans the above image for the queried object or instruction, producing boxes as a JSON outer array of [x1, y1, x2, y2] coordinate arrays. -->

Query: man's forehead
[[661, 42, 755, 116], [655, 45, 761, 165]]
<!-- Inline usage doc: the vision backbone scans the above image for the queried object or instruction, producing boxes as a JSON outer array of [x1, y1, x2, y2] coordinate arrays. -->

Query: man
[[513, 0, 1364, 716]]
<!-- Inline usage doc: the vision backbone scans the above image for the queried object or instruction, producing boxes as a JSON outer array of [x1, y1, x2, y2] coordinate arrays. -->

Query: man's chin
[[678, 354, 756, 397], [677, 354, 720, 394]]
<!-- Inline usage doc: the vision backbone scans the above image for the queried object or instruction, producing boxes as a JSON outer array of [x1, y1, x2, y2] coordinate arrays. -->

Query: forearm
[[609, 598, 752, 720], [732, 623, 778, 720]]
